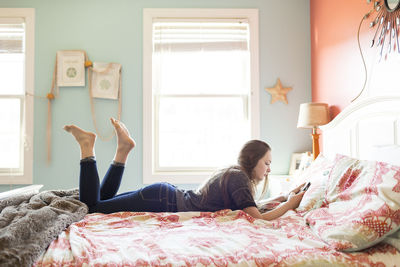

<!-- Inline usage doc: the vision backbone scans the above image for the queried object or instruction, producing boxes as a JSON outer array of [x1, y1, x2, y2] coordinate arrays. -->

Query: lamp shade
[[297, 102, 330, 128]]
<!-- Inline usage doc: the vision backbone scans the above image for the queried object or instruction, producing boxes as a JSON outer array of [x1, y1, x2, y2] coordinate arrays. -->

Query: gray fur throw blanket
[[0, 188, 88, 267]]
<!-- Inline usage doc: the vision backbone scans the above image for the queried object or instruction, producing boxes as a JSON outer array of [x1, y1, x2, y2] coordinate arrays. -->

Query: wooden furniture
[[297, 102, 330, 159]]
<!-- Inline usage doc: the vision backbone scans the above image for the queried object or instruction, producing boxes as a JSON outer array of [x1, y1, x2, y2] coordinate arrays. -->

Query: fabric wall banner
[[90, 62, 121, 100], [88, 62, 122, 141]]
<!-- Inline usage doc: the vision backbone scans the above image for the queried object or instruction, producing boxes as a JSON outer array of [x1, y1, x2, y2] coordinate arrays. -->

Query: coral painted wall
[[310, 0, 372, 118]]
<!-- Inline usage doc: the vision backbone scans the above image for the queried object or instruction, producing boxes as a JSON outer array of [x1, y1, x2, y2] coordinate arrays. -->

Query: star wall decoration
[[265, 78, 292, 104]]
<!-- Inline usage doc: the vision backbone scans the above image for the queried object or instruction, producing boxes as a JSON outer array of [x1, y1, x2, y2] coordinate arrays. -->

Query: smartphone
[[301, 182, 311, 192]]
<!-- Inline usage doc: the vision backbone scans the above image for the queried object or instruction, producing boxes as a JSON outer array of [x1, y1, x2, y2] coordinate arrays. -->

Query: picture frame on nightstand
[[289, 153, 303, 175], [298, 151, 313, 172], [289, 151, 312, 175]]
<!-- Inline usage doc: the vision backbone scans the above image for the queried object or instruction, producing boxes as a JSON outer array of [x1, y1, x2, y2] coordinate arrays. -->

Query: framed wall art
[[56, 50, 85, 87]]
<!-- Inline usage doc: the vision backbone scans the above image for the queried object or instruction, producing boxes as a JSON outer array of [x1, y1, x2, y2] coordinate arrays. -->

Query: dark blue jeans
[[79, 160, 178, 214]]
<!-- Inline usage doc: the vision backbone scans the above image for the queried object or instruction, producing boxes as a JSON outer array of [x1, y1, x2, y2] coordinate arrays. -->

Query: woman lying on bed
[[64, 118, 305, 221]]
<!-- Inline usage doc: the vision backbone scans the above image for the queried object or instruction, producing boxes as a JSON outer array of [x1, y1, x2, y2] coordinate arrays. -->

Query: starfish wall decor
[[265, 78, 292, 104]]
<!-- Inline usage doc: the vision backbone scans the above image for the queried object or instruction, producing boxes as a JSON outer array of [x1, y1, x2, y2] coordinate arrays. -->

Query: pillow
[[305, 154, 400, 252], [368, 145, 400, 251], [383, 228, 400, 251], [295, 154, 334, 213]]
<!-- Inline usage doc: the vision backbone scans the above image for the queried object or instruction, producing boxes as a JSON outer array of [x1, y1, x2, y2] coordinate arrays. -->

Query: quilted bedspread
[[34, 209, 400, 266]]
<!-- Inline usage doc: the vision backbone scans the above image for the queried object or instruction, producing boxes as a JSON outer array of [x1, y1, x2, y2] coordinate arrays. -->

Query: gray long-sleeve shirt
[[175, 169, 257, 212]]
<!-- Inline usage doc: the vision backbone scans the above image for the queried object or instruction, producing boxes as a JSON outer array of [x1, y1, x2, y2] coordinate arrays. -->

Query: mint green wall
[[0, 0, 311, 193]]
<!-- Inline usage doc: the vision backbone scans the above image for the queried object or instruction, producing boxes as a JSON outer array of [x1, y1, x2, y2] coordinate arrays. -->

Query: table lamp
[[297, 102, 330, 160]]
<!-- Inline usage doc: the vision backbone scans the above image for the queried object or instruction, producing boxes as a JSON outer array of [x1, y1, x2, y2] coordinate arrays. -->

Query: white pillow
[[370, 145, 400, 251], [368, 145, 400, 166], [383, 230, 400, 251], [305, 154, 400, 252], [295, 155, 334, 213]]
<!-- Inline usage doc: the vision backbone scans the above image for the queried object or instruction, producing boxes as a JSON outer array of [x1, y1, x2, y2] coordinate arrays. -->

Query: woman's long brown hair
[[199, 140, 271, 208]]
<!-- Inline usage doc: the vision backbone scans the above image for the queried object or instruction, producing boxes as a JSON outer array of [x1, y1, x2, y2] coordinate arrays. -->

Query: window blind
[[0, 18, 24, 54], [153, 19, 249, 52]]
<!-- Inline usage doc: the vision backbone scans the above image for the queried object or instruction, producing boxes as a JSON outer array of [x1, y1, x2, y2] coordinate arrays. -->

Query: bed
[[3, 95, 400, 266]]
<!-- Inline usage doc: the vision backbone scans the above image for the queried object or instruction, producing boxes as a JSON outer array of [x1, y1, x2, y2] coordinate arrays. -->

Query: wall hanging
[[367, 0, 400, 60], [45, 50, 91, 163], [352, 0, 400, 102], [88, 62, 122, 141], [56, 50, 86, 87], [43, 51, 122, 162], [265, 78, 292, 104], [90, 62, 121, 100]]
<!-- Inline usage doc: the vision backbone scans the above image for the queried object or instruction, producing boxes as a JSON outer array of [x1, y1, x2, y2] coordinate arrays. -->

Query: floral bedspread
[[34, 210, 400, 267]]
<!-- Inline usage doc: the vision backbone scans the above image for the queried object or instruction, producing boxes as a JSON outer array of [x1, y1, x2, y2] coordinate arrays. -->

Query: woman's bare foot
[[64, 125, 96, 159], [110, 118, 135, 163]]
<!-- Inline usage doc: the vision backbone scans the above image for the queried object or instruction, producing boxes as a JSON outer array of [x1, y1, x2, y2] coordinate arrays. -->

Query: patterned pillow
[[305, 154, 400, 252], [383, 228, 400, 251], [369, 145, 400, 251], [295, 155, 334, 213]]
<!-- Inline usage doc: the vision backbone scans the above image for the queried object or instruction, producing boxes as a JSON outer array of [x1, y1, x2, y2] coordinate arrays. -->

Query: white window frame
[[0, 8, 34, 184], [143, 8, 259, 184]]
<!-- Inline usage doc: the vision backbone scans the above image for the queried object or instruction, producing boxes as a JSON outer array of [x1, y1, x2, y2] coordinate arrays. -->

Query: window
[[143, 9, 259, 184], [0, 9, 34, 184]]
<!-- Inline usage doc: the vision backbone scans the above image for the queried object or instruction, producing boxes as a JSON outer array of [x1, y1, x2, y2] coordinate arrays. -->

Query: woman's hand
[[271, 195, 287, 202], [290, 182, 306, 195], [247, 190, 306, 221], [282, 183, 305, 201], [286, 190, 305, 210]]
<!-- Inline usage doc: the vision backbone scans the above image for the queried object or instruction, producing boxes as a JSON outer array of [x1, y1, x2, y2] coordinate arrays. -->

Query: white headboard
[[320, 96, 400, 160]]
